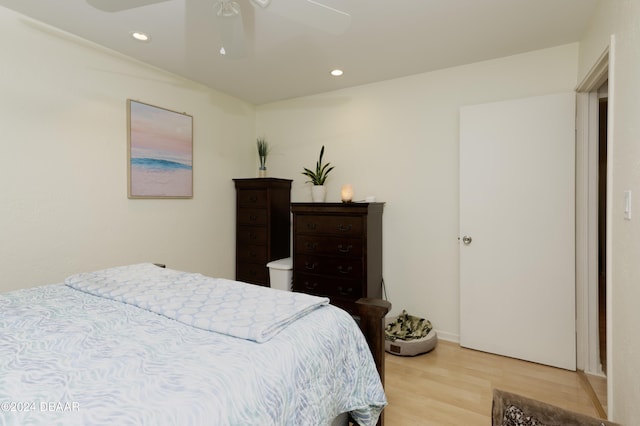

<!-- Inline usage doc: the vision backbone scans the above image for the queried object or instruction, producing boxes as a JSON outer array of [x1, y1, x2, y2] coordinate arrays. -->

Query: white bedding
[[0, 264, 386, 425], [65, 263, 330, 343]]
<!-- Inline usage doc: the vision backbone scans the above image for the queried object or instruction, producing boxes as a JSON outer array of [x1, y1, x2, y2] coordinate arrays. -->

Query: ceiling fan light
[[215, 1, 246, 58], [216, 0, 241, 18]]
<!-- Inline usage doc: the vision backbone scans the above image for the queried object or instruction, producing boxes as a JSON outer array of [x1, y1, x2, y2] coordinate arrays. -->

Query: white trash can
[[266, 257, 293, 291]]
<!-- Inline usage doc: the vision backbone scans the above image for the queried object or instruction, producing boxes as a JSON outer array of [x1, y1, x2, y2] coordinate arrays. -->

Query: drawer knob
[[337, 285, 353, 296], [249, 195, 258, 202], [306, 223, 317, 230], [337, 244, 352, 253], [337, 224, 352, 232], [305, 242, 319, 250], [337, 265, 353, 275], [304, 261, 318, 271], [249, 215, 258, 222], [304, 281, 318, 290]]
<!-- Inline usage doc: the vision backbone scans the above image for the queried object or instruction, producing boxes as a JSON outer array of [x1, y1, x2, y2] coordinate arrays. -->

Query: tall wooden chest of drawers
[[291, 202, 384, 314], [233, 178, 292, 286]]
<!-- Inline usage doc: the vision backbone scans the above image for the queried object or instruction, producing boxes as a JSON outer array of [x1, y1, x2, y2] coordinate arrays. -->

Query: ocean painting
[[128, 100, 193, 198]]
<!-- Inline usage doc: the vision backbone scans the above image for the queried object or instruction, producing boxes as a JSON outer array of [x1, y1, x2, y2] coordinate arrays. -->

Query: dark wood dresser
[[233, 178, 292, 286], [291, 202, 384, 315]]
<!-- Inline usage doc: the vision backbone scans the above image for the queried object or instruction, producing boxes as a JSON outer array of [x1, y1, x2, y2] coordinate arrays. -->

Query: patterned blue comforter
[[0, 265, 386, 425]]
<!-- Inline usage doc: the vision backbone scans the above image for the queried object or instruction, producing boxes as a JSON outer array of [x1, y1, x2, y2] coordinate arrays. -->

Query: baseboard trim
[[434, 330, 459, 343]]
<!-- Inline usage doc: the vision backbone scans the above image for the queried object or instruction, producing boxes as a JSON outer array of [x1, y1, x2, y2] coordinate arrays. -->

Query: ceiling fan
[[86, 0, 351, 59]]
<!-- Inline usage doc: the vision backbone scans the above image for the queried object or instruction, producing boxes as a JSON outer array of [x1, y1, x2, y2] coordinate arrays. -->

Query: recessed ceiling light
[[131, 31, 150, 42], [331, 69, 344, 77]]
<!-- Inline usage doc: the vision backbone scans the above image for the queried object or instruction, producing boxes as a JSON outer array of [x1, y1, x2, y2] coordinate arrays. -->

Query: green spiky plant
[[256, 137, 269, 170], [302, 145, 334, 185]]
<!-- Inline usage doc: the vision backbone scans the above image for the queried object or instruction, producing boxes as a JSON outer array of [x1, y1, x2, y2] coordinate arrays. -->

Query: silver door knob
[[462, 235, 472, 245]]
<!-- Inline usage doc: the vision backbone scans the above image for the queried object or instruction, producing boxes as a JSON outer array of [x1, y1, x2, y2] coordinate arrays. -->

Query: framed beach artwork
[[127, 100, 193, 198]]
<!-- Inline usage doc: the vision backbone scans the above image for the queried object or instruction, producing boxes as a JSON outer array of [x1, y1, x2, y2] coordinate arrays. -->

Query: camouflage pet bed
[[384, 310, 438, 356]]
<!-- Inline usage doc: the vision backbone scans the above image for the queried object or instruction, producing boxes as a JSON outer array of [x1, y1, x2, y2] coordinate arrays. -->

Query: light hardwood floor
[[383, 340, 604, 425]]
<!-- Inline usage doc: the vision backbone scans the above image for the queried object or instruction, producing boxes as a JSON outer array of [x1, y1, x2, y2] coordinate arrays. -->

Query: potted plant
[[302, 145, 334, 202], [256, 137, 269, 177]]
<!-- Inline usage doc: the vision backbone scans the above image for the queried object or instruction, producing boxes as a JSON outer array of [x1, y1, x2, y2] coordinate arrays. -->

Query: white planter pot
[[311, 185, 326, 202]]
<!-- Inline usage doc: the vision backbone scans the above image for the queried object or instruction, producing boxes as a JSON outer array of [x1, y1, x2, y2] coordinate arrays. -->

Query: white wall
[[256, 43, 579, 341], [0, 8, 255, 291], [579, 1, 640, 423]]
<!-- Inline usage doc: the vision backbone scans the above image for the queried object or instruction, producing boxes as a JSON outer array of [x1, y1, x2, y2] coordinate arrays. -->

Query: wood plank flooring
[[383, 340, 604, 425], [584, 372, 608, 416]]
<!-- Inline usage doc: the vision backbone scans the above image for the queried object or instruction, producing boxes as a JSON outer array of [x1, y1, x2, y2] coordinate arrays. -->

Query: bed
[[0, 263, 388, 426]]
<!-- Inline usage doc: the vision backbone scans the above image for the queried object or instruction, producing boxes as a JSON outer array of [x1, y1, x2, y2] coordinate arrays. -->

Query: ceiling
[[0, 0, 598, 105]]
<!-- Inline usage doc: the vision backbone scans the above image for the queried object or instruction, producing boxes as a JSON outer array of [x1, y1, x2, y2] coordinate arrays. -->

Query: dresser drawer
[[237, 226, 267, 245], [237, 263, 269, 285], [237, 189, 268, 207], [295, 254, 362, 279], [294, 273, 362, 300], [295, 215, 363, 236], [295, 235, 363, 257], [237, 245, 268, 264], [237, 208, 267, 226]]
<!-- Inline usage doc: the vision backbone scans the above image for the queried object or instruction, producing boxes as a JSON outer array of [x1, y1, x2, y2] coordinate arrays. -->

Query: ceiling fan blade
[[86, 0, 172, 13], [267, 0, 351, 35], [215, 0, 247, 59]]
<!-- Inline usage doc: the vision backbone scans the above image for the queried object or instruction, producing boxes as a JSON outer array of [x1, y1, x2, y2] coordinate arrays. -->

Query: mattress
[[0, 264, 386, 425]]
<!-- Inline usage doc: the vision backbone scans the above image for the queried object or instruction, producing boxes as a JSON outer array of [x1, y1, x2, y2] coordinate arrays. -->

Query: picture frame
[[127, 100, 193, 199]]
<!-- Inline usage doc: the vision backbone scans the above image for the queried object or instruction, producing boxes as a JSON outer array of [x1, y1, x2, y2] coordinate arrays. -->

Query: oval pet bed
[[385, 311, 438, 357]]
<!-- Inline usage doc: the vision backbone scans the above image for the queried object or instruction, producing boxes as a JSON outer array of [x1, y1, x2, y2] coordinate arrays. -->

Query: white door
[[459, 93, 576, 370]]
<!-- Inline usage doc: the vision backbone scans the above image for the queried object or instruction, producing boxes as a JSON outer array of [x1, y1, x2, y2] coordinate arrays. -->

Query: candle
[[341, 184, 354, 202]]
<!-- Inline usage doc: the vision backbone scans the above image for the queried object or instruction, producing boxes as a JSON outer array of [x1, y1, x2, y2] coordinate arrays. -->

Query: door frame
[[575, 36, 614, 414]]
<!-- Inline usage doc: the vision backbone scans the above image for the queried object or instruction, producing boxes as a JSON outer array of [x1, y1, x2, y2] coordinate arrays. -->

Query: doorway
[[575, 41, 612, 417], [598, 93, 607, 375]]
